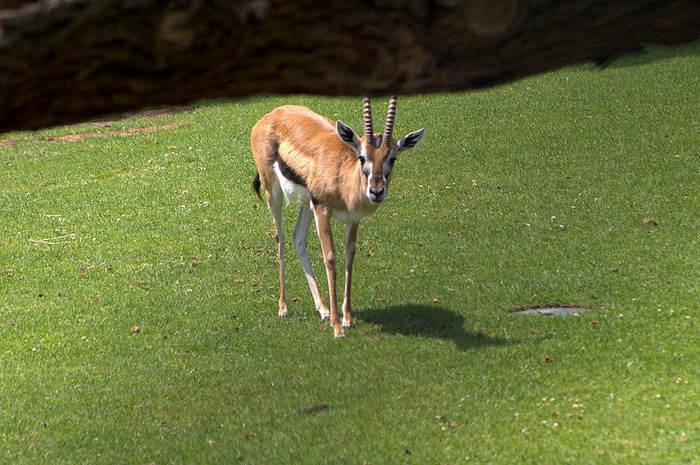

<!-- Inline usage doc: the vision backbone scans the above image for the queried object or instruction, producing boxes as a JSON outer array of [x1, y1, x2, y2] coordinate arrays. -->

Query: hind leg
[[293, 205, 330, 320], [266, 186, 288, 317]]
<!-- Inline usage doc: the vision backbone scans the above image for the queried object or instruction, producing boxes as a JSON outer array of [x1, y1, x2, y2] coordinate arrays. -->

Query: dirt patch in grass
[[41, 120, 191, 143], [513, 306, 592, 316], [0, 106, 195, 146], [89, 106, 195, 124]]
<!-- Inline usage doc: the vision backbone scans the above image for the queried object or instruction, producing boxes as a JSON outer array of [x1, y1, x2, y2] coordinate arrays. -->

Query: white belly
[[274, 162, 311, 205]]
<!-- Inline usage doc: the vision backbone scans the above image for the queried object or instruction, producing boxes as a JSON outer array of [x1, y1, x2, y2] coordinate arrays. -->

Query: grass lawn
[[1, 41, 699, 463]]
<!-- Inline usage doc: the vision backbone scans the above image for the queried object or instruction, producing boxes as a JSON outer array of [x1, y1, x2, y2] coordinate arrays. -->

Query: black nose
[[369, 187, 385, 201]]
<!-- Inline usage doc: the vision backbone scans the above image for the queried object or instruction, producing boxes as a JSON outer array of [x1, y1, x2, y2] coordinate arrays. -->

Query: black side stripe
[[275, 151, 307, 187]]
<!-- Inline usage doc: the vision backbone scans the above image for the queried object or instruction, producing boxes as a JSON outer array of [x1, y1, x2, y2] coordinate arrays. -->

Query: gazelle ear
[[336, 120, 361, 153], [397, 129, 425, 152]]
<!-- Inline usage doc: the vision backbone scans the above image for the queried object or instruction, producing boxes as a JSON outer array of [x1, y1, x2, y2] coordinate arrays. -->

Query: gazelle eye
[[358, 156, 366, 165]]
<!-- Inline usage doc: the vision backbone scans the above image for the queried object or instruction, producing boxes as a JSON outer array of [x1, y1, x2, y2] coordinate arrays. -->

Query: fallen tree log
[[1, 0, 699, 131]]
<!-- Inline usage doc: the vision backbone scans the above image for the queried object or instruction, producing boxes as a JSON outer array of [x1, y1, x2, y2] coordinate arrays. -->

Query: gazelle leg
[[292, 205, 330, 320], [342, 222, 359, 329], [313, 205, 343, 338], [267, 189, 288, 317]]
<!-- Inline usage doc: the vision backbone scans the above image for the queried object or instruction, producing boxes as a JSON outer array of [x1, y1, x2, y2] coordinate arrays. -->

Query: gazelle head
[[336, 96, 425, 204]]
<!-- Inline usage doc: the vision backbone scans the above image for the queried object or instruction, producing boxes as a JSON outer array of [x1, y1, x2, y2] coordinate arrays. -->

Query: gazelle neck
[[328, 158, 381, 224]]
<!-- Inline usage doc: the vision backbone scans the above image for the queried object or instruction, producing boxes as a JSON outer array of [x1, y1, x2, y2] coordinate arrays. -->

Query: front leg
[[342, 222, 359, 329], [313, 205, 343, 338]]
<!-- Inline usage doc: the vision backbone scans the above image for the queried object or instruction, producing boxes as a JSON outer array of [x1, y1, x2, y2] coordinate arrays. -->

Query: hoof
[[318, 309, 330, 321], [334, 328, 346, 339], [342, 318, 354, 329], [279, 299, 289, 317]]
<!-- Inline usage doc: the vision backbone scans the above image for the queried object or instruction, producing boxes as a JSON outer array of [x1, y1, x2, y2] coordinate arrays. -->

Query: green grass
[[1, 41, 699, 464]]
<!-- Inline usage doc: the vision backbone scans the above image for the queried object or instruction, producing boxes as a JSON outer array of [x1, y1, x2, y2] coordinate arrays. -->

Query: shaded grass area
[[1, 41, 700, 463]]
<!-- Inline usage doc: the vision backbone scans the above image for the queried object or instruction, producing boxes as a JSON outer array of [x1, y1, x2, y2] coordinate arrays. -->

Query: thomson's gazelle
[[251, 97, 425, 338]]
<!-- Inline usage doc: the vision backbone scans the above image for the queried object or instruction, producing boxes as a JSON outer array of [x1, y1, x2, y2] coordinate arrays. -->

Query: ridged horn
[[383, 95, 397, 145], [363, 97, 373, 144]]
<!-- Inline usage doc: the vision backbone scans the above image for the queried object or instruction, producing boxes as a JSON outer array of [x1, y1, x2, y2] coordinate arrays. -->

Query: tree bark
[[1, 0, 699, 131]]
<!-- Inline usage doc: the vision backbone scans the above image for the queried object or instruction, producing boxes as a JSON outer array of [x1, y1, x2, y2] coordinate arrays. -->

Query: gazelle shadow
[[356, 304, 510, 352]]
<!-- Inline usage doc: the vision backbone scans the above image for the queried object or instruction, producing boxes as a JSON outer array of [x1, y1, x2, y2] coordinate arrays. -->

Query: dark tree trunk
[[1, 0, 699, 131]]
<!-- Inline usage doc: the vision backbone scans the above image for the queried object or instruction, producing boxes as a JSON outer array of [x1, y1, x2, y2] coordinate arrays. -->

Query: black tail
[[252, 172, 262, 200]]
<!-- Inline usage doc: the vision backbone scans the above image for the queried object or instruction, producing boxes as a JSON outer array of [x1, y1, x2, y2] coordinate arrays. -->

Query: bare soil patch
[[1, 107, 194, 146], [514, 306, 592, 316], [89, 106, 195, 125], [41, 121, 191, 143]]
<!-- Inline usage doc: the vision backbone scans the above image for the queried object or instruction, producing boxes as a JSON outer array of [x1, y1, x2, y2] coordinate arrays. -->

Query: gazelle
[[250, 97, 425, 338]]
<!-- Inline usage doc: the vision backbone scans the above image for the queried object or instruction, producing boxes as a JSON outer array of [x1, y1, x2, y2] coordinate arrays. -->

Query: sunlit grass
[[1, 41, 699, 464]]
